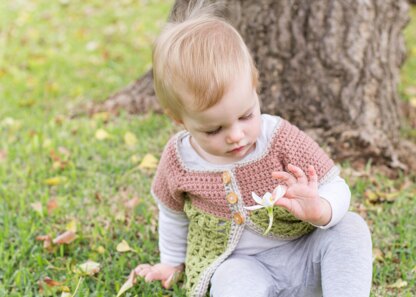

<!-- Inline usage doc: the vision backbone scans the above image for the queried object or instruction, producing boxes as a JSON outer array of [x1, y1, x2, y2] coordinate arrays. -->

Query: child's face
[[180, 71, 261, 164]]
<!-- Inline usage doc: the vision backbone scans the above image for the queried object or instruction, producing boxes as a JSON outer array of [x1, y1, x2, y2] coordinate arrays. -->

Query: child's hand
[[130, 263, 184, 289], [271, 164, 331, 226]]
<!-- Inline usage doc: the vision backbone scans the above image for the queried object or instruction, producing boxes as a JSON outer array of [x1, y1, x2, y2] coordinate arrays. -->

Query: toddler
[[132, 9, 372, 297]]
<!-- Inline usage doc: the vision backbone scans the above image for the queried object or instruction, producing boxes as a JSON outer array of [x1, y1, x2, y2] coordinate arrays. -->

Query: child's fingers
[[271, 171, 296, 186], [287, 164, 308, 184], [307, 165, 318, 186], [134, 264, 152, 277], [144, 268, 167, 283]]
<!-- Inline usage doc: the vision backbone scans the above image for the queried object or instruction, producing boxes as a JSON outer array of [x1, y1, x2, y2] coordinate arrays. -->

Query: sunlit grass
[[0, 1, 415, 296]]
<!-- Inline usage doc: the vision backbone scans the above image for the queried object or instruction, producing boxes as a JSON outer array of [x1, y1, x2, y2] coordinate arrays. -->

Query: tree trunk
[[99, 0, 416, 171]]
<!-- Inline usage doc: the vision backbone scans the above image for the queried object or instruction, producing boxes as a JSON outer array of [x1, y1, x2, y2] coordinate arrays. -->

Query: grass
[[0, 1, 415, 296]]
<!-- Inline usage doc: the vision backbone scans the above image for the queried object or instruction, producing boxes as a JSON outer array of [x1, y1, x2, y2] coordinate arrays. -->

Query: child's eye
[[206, 127, 221, 135], [240, 113, 253, 120]]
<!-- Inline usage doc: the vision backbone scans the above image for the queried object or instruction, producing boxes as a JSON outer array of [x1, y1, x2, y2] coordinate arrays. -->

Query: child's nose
[[226, 126, 244, 144]]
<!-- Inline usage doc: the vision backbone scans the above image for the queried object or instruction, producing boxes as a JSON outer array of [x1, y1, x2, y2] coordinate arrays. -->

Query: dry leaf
[[78, 260, 100, 276], [0, 150, 7, 162], [44, 176, 66, 186], [116, 274, 135, 297], [31, 202, 43, 215], [95, 129, 110, 140], [96, 246, 106, 254], [124, 197, 140, 209], [115, 211, 125, 221], [139, 154, 158, 169], [116, 240, 132, 252], [66, 219, 77, 233], [47, 199, 58, 215], [124, 132, 138, 147], [36, 235, 53, 250], [387, 278, 408, 288], [43, 276, 62, 287], [53, 231, 76, 245], [92, 112, 110, 121], [130, 155, 140, 164], [372, 248, 384, 262]]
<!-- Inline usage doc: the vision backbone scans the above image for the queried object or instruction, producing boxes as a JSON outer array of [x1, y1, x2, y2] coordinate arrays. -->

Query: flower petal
[[251, 192, 264, 205], [244, 205, 265, 210], [273, 185, 286, 199], [262, 192, 274, 207]]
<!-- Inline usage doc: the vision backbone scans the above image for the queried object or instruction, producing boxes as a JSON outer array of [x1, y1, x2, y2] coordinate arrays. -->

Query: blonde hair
[[152, 11, 258, 121]]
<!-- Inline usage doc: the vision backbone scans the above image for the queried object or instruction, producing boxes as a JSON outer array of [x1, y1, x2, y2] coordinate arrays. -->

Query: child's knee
[[328, 212, 372, 248]]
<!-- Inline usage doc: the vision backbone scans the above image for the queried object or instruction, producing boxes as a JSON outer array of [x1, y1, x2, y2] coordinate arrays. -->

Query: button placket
[[223, 170, 245, 225]]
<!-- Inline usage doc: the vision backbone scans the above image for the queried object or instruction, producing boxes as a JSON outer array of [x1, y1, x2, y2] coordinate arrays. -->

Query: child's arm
[[132, 203, 188, 288], [272, 164, 349, 226]]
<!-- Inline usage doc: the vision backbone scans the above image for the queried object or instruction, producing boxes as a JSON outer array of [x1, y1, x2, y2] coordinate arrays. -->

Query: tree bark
[[98, 0, 415, 171]]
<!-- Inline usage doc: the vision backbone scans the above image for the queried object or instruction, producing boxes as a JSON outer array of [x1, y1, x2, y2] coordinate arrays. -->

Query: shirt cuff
[[315, 176, 351, 229]]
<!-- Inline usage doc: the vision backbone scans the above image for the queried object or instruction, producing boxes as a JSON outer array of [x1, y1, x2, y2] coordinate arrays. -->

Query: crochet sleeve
[[151, 137, 185, 212], [278, 120, 339, 185]]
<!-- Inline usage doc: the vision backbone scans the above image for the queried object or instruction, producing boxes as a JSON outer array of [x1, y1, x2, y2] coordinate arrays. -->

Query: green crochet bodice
[[249, 206, 316, 239], [183, 200, 231, 296]]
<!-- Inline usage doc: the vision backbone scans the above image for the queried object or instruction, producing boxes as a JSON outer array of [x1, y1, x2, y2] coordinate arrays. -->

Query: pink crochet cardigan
[[151, 117, 339, 296], [152, 119, 337, 219]]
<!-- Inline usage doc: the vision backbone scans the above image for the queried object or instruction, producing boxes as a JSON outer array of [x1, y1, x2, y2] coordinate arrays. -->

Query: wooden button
[[222, 171, 231, 185], [226, 192, 238, 204], [233, 213, 244, 225]]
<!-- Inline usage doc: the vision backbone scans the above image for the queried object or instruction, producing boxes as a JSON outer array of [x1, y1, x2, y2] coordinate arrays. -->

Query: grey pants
[[210, 212, 372, 297]]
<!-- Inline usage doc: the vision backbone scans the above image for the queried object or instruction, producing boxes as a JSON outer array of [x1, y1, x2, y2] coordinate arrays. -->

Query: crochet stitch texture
[[152, 117, 339, 296]]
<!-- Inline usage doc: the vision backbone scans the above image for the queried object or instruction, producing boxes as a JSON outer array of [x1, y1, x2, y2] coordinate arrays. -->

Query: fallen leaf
[[92, 112, 110, 121], [66, 220, 77, 233], [124, 197, 140, 209], [95, 129, 110, 140], [115, 211, 125, 221], [0, 150, 7, 162], [124, 132, 138, 147], [43, 276, 62, 287], [139, 154, 158, 169], [116, 274, 135, 297], [47, 199, 58, 215], [387, 278, 408, 288], [78, 260, 100, 276], [130, 155, 140, 164], [116, 240, 132, 252], [61, 292, 72, 297], [53, 231, 76, 245], [44, 176, 66, 186], [372, 248, 384, 262], [96, 246, 106, 254], [36, 235, 53, 250], [31, 202, 43, 215]]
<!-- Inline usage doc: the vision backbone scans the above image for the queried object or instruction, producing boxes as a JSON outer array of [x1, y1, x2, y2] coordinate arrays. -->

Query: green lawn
[[0, 1, 415, 296]]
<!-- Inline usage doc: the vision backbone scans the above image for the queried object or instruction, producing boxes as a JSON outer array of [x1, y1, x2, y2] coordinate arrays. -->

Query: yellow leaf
[[44, 176, 66, 186], [387, 278, 408, 288], [78, 260, 101, 276], [92, 112, 110, 121], [96, 246, 106, 254], [116, 240, 132, 252], [139, 154, 158, 169], [95, 129, 110, 140], [372, 248, 384, 262], [124, 132, 138, 147], [30, 202, 43, 215], [117, 274, 135, 297], [66, 219, 77, 233], [130, 155, 140, 164]]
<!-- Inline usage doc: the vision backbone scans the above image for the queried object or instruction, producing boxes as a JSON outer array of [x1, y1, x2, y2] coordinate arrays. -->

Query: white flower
[[245, 185, 286, 235]]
